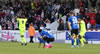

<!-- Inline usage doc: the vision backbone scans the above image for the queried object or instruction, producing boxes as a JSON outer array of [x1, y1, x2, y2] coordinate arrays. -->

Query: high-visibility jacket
[[28, 26, 35, 36]]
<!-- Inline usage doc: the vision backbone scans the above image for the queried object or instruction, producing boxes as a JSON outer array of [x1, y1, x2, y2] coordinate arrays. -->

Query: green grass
[[0, 42, 100, 54]]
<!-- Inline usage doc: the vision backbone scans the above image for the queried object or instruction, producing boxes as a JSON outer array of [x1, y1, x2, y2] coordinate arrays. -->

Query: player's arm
[[78, 23, 80, 30], [38, 35, 44, 48], [39, 36, 43, 39], [39, 31, 44, 39], [17, 18, 20, 21], [25, 18, 28, 21], [38, 41, 45, 48], [68, 17, 72, 31], [68, 21, 71, 31], [78, 18, 82, 31]]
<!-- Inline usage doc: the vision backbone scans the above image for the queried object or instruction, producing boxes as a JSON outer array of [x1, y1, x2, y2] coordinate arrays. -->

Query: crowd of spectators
[[0, 0, 100, 30]]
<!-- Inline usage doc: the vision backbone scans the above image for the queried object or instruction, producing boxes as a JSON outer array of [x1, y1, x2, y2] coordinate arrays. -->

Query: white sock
[[45, 43, 49, 45]]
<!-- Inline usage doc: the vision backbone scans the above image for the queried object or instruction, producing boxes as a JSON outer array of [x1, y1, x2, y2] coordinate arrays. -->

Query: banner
[[1, 30, 40, 42], [1, 30, 66, 42], [66, 31, 100, 41]]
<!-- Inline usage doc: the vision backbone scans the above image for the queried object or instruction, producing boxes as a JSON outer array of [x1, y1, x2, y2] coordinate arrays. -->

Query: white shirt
[[46, 23, 50, 29], [74, 8, 80, 16], [0, 25, 2, 31]]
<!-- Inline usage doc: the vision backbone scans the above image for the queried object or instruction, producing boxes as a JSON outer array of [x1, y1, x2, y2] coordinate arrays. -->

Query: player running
[[68, 12, 79, 48], [38, 29, 55, 48], [17, 16, 27, 46], [78, 18, 86, 47]]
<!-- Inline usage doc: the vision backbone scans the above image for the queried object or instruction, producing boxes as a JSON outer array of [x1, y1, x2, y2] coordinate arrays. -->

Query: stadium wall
[[0, 30, 100, 44]]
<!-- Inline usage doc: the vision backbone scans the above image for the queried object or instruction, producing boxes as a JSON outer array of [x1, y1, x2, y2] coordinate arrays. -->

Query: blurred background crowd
[[0, 0, 100, 30]]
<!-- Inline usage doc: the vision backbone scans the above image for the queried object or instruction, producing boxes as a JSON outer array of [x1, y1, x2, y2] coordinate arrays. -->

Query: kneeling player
[[38, 29, 55, 48], [78, 18, 86, 47]]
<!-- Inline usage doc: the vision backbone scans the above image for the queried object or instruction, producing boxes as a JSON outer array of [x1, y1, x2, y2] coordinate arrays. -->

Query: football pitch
[[0, 42, 100, 54]]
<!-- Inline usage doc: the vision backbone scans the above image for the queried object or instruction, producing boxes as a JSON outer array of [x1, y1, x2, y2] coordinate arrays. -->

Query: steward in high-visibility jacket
[[28, 23, 35, 43]]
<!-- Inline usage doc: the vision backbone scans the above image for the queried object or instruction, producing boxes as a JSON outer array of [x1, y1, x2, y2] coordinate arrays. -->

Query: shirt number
[[72, 17, 78, 24], [22, 20, 24, 24]]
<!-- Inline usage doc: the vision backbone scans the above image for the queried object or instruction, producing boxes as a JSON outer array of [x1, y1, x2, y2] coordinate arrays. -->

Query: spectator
[[90, 11, 96, 26], [74, 0, 79, 8], [84, 0, 88, 9], [0, 23, 2, 38], [90, 17, 96, 29], [45, 19, 51, 30], [74, 8, 80, 16], [57, 19, 64, 30], [36, 18, 45, 30], [95, 11, 100, 29], [40, 25, 45, 30], [14, 18, 19, 30], [87, 22, 91, 29], [0, 0, 99, 30], [90, 0, 97, 8], [70, 0, 75, 10], [7, 20, 14, 30], [2, 22, 7, 30], [78, 0, 84, 8], [59, 5, 64, 16], [85, 15, 90, 29]]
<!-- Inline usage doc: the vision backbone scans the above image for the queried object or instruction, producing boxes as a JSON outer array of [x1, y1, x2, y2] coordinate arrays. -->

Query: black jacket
[[95, 13, 100, 24]]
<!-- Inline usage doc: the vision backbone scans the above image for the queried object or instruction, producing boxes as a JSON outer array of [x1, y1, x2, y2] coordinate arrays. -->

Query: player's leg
[[43, 37, 54, 44], [76, 35, 79, 48], [38, 37, 50, 48], [48, 38, 55, 43], [42, 37, 52, 48], [20, 29, 27, 45], [38, 41, 45, 48], [43, 37, 49, 43], [38, 37, 46, 44], [21, 35, 27, 45], [71, 30, 75, 48], [42, 37, 54, 48], [48, 38, 55, 48], [74, 37, 76, 47], [82, 36, 86, 42], [79, 35, 84, 46], [73, 34, 77, 46], [21, 35, 24, 45], [75, 29, 79, 48], [79, 31, 86, 46], [38, 42, 42, 48]]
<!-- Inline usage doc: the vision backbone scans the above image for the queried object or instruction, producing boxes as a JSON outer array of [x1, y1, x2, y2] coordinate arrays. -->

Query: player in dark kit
[[68, 12, 79, 48], [38, 29, 55, 48]]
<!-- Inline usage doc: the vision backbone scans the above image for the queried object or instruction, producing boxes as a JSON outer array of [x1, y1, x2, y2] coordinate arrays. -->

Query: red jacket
[[90, 19, 96, 25], [90, 13, 96, 19]]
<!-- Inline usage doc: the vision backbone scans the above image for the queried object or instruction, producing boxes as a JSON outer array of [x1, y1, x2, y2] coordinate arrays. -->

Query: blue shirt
[[40, 30, 54, 38], [68, 16, 78, 29]]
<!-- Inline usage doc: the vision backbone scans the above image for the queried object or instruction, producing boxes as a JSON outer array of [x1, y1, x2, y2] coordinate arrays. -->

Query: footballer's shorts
[[43, 37, 54, 43], [20, 29, 25, 36], [79, 31, 86, 37], [71, 29, 78, 36]]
